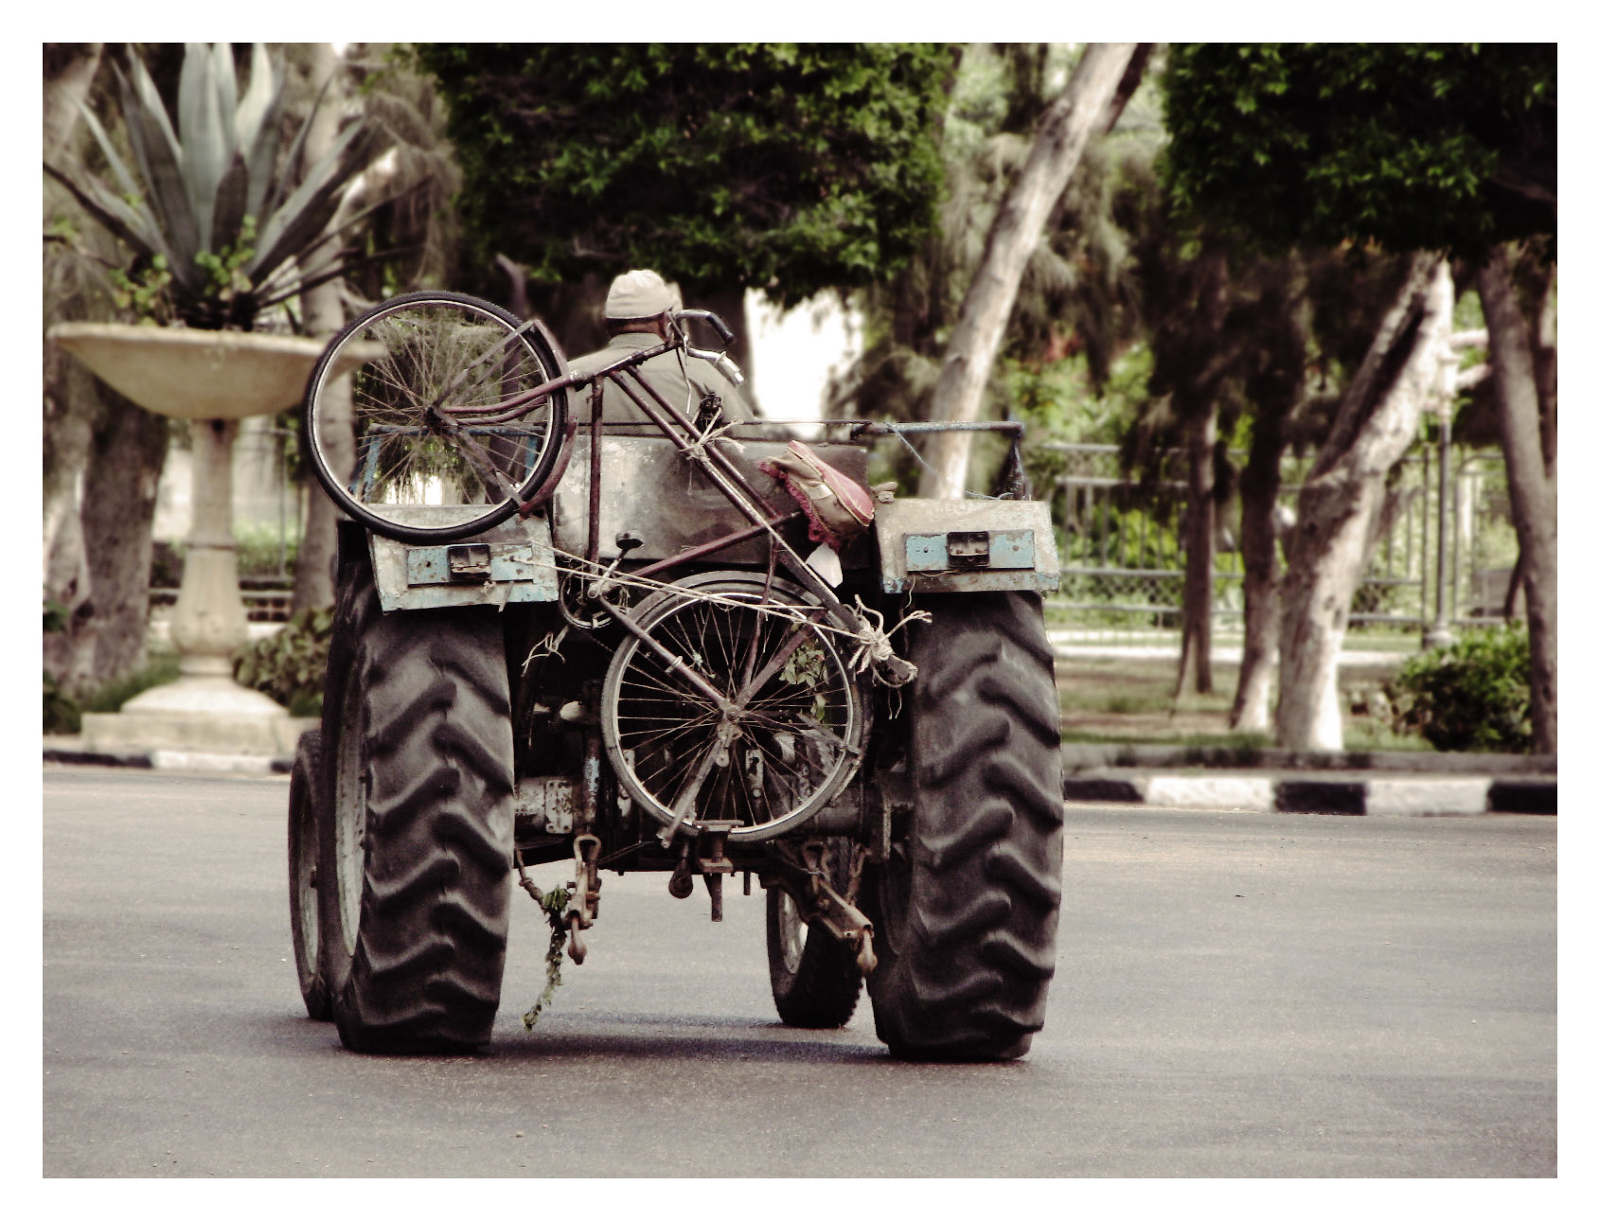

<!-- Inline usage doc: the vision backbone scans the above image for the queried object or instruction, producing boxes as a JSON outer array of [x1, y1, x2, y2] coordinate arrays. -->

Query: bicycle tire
[[303, 290, 568, 544], [599, 571, 866, 843]]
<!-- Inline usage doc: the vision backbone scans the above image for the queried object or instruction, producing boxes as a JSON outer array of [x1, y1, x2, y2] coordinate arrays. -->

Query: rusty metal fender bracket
[[761, 842, 877, 975]]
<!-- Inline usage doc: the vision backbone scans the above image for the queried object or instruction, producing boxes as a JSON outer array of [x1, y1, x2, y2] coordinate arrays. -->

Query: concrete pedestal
[[80, 682, 309, 755], [48, 324, 374, 760]]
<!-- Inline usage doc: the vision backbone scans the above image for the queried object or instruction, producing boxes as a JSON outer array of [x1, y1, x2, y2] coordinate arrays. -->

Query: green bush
[[234, 523, 298, 580], [44, 599, 78, 733], [1387, 625, 1533, 752], [232, 606, 333, 717], [44, 654, 183, 735], [43, 671, 80, 735]]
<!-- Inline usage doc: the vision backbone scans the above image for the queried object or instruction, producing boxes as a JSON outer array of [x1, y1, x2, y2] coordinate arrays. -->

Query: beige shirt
[[565, 332, 753, 426]]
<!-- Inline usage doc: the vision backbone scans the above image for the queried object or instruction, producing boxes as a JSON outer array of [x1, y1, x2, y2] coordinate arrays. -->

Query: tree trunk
[[293, 45, 351, 615], [1275, 254, 1452, 750], [524, 269, 610, 364], [43, 43, 172, 696], [1173, 404, 1216, 696], [58, 388, 171, 692], [695, 283, 754, 403], [1478, 245, 1556, 754], [1229, 413, 1288, 731], [43, 44, 105, 620], [918, 43, 1138, 498], [43, 339, 94, 608]]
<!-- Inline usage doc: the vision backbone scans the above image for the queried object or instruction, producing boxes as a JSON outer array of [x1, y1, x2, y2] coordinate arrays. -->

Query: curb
[[1063, 771, 1556, 816], [44, 743, 291, 775], [45, 743, 1555, 816], [1059, 743, 1557, 776]]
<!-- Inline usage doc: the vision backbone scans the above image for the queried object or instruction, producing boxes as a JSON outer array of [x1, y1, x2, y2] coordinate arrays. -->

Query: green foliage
[[1162, 43, 1555, 260], [107, 253, 175, 323], [148, 541, 184, 589], [150, 525, 297, 587], [838, 45, 1165, 426], [410, 43, 953, 304], [522, 884, 572, 1030], [1386, 626, 1533, 752], [46, 654, 185, 733], [779, 639, 832, 723], [232, 607, 333, 716], [43, 672, 80, 735], [45, 43, 392, 330], [43, 600, 80, 733], [1012, 344, 1152, 446], [234, 522, 299, 579]]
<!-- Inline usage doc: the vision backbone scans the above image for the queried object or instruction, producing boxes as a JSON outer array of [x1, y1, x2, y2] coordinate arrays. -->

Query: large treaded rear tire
[[865, 592, 1064, 1061], [316, 551, 516, 1053]]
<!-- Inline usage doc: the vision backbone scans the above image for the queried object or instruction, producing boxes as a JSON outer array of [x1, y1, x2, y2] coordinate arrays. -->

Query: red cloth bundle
[[758, 440, 876, 549]]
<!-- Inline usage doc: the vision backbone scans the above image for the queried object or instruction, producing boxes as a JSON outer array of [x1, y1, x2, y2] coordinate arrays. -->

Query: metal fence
[[158, 428, 1520, 638], [1042, 442, 1515, 640]]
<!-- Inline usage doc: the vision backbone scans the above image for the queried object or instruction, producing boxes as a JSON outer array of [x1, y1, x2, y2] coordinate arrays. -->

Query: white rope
[[845, 595, 930, 677], [521, 627, 567, 675], [528, 537, 923, 682], [681, 416, 746, 465], [880, 423, 1002, 501]]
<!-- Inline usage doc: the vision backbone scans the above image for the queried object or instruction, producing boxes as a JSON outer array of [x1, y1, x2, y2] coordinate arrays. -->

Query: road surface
[[42, 766, 1556, 1177]]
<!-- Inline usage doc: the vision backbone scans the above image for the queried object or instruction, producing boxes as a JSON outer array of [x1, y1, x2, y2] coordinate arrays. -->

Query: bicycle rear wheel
[[303, 291, 568, 543], [599, 572, 866, 842]]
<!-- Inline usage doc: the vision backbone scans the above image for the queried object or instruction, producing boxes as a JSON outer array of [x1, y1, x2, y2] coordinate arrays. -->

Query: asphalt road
[[42, 765, 1556, 1178]]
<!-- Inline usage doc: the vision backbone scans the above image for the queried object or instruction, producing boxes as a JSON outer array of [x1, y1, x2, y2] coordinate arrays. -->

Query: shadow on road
[[263, 1007, 1026, 1068]]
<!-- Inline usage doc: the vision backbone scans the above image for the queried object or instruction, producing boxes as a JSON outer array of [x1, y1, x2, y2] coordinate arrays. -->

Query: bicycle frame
[[331, 298, 1044, 847], [433, 316, 918, 694]]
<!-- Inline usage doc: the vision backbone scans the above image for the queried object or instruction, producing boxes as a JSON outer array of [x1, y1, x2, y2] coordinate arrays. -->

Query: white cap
[[604, 269, 676, 320]]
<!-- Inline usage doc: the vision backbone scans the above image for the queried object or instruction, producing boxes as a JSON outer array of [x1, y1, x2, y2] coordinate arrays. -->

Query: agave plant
[[45, 43, 390, 331]]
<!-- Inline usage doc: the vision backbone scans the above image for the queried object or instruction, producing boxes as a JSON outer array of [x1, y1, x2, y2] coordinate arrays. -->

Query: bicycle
[[303, 289, 916, 846]]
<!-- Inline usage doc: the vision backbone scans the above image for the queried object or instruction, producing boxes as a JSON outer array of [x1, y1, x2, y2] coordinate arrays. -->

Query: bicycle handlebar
[[673, 308, 735, 346], [686, 346, 745, 387]]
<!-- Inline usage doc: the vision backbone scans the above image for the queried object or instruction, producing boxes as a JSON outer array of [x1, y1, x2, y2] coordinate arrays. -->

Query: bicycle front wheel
[[303, 291, 568, 543]]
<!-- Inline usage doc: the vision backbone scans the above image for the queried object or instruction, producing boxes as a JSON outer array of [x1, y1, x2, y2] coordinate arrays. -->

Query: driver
[[565, 269, 754, 426]]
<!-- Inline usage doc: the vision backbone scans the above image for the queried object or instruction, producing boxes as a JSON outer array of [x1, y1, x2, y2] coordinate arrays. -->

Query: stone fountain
[[48, 323, 372, 760]]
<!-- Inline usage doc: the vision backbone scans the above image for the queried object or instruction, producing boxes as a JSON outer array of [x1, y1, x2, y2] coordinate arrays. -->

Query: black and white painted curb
[[45, 740, 1555, 816], [44, 743, 291, 775], [1063, 771, 1555, 815]]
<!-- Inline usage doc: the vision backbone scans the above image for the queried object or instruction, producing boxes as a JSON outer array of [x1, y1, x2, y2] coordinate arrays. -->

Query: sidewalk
[[43, 734, 1555, 816], [1040, 632, 1555, 815], [1060, 749, 1556, 816], [45, 625, 1551, 812], [1047, 632, 1404, 670]]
